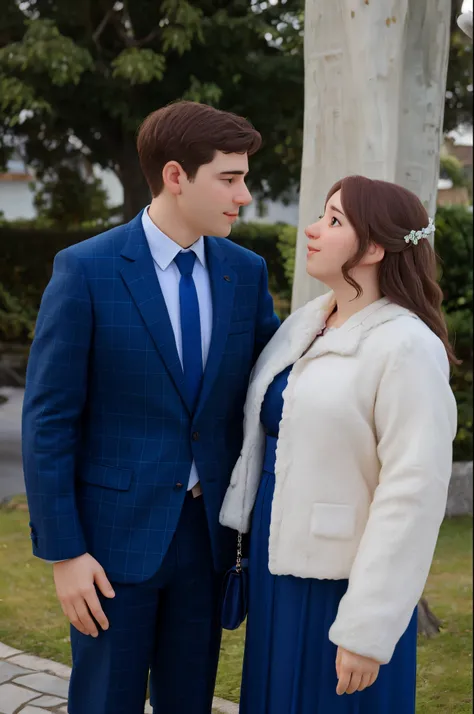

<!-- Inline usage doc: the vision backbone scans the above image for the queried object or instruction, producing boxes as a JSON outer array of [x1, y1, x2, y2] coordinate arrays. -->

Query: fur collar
[[244, 293, 419, 422]]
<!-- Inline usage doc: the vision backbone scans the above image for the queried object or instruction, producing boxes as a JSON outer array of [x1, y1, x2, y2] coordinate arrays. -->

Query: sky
[[462, 0, 472, 12]]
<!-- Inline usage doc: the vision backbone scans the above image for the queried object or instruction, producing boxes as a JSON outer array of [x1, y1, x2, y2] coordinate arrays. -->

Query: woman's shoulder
[[367, 309, 450, 375], [284, 292, 335, 331]]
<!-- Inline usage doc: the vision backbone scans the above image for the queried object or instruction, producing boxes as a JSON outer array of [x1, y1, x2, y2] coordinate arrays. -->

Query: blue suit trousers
[[68, 493, 223, 714]]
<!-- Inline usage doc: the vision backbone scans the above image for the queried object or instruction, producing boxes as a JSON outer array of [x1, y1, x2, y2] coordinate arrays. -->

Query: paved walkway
[[0, 642, 238, 714], [0, 388, 25, 503]]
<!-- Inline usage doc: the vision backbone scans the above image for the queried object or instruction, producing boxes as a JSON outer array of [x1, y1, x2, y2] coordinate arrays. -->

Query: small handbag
[[221, 532, 249, 630]]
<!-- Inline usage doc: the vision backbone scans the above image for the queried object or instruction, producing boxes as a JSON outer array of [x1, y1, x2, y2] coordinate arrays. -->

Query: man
[[22, 100, 280, 714]]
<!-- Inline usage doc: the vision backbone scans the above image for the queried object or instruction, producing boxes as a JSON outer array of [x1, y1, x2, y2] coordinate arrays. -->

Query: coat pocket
[[80, 462, 133, 491], [310, 503, 356, 540]]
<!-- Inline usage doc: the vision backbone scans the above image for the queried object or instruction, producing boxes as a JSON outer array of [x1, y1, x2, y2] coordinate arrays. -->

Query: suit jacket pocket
[[81, 462, 133, 491], [310, 503, 356, 540]]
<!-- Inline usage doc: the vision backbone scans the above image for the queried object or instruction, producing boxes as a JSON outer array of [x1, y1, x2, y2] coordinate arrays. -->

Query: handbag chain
[[236, 532, 243, 573]]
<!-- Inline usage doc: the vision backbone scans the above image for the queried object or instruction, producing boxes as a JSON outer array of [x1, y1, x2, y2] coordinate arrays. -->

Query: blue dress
[[239, 366, 417, 714]]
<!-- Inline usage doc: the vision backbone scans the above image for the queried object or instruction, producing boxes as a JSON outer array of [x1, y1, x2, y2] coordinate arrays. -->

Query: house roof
[[447, 126, 473, 147]]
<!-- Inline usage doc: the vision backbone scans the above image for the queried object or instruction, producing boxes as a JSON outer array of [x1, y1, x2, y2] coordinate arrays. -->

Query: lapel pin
[[223, 275, 231, 282]]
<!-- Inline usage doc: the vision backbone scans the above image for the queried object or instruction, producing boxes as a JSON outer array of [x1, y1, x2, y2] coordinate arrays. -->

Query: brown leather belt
[[190, 482, 203, 498]]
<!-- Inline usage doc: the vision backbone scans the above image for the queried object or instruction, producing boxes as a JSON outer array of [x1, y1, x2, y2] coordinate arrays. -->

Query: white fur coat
[[220, 293, 457, 663]]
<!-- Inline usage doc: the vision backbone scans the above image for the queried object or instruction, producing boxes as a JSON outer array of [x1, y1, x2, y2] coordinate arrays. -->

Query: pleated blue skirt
[[239, 449, 417, 714]]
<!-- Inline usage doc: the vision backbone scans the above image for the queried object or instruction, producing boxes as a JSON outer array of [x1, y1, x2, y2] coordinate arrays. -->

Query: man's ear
[[162, 161, 186, 195]]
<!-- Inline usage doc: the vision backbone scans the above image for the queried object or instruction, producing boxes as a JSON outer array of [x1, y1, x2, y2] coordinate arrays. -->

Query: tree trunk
[[291, 0, 452, 639], [292, 0, 451, 311], [395, 2, 452, 214], [117, 137, 152, 222]]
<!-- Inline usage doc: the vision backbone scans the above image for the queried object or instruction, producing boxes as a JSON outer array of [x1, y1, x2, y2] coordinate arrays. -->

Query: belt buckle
[[191, 482, 203, 499]]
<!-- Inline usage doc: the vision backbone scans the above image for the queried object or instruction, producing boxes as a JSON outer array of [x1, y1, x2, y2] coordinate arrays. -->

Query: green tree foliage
[[0, 0, 304, 219], [0, 1, 470, 221], [440, 153, 469, 188], [445, 0, 474, 132], [33, 165, 111, 229]]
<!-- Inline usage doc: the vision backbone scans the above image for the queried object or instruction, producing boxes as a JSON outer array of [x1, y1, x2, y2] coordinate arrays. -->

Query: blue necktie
[[174, 251, 203, 412]]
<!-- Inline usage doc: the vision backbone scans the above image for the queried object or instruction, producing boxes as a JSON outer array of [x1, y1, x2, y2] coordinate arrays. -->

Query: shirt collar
[[141, 206, 206, 271]]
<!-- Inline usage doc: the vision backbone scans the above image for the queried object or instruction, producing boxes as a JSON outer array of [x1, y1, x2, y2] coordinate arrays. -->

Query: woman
[[219, 176, 458, 714]]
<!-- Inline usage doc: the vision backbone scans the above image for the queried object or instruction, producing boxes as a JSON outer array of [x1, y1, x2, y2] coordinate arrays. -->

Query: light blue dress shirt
[[141, 207, 213, 490]]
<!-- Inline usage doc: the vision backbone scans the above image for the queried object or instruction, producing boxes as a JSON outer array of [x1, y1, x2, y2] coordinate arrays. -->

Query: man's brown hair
[[137, 101, 262, 196]]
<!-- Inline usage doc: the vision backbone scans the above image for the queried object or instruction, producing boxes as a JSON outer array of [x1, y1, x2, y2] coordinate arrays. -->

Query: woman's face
[[305, 190, 359, 284]]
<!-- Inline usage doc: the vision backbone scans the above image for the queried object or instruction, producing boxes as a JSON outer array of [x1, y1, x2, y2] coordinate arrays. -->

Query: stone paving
[[0, 388, 25, 503], [0, 642, 238, 714]]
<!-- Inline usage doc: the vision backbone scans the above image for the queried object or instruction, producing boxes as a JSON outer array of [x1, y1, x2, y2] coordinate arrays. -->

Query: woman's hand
[[335, 646, 380, 695]]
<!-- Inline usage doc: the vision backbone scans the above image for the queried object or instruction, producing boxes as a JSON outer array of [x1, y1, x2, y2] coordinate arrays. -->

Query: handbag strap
[[236, 532, 243, 573]]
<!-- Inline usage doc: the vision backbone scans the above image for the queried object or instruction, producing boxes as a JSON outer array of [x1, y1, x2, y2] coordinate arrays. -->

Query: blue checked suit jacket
[[22, 211, 280, 583]]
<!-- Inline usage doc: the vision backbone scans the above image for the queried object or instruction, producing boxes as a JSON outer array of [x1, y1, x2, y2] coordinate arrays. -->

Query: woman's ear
[[365, 242, 385, 266]]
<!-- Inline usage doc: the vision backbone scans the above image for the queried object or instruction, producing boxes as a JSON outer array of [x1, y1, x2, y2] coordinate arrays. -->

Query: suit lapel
[[195, 237, 236, 419], [119, 214, 192, 413]]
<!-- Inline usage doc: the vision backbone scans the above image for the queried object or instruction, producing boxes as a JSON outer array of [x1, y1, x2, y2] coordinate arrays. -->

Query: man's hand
[[335, 646, 380, 695], [53, 554, 115, 637]]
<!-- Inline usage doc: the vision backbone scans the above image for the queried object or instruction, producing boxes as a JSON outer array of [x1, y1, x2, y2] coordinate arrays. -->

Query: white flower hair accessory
[[404, 218, 435, 246]]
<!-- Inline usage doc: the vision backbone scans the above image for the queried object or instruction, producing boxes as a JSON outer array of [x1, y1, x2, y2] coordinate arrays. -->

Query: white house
[[0, 153, 123, 222], [0, 154, 36, 221]]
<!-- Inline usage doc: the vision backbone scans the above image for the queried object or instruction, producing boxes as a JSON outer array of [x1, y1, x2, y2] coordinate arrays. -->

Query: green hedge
[[435, 207, 473, 462], [0, 207, 472, 459], [0, 222, 290, 309]]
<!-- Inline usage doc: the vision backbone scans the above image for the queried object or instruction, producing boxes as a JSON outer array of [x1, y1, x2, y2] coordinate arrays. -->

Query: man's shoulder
[[58, 216, 140, 266], [209, 235, 264, 268]]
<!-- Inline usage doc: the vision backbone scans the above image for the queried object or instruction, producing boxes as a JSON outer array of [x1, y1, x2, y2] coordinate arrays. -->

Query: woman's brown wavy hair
[[326, 175, 458, 364]]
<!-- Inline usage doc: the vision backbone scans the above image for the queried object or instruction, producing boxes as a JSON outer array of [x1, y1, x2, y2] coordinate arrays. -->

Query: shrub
[[0, 206, 471, 459], [0, 283, 36, 343]]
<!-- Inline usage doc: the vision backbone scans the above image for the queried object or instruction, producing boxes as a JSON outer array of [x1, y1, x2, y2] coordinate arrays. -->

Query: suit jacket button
[[192, 432, 200, 441], [175, 482, 183, 490]]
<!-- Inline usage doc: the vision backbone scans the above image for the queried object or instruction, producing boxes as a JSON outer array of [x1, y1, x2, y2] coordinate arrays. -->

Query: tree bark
[[292, 0, 451, 311], [117, 137, 152, 222], [395, 2, 452, 215]]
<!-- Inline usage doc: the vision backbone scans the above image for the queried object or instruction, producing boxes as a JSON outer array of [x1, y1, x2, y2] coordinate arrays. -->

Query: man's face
[[177, 151, 253, 237]]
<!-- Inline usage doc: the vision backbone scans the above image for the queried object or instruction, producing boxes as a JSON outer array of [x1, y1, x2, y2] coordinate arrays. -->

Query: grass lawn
[[0, 498, 471, 712]]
